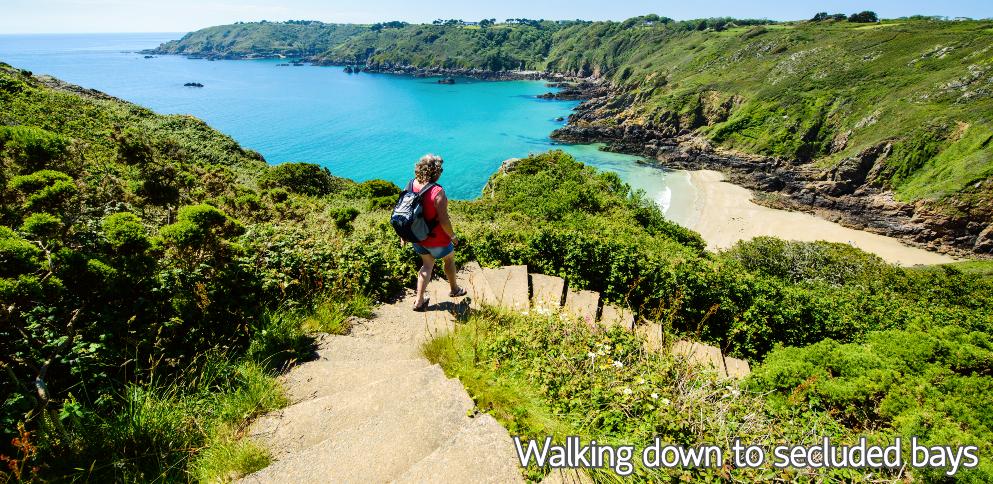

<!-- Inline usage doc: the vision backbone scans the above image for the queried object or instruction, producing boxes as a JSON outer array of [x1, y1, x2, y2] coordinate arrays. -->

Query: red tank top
[[412, 181, 452, 247]]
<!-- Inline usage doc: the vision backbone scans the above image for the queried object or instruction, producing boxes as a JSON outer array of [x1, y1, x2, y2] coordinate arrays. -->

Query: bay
[[0, 33, 692, 222]]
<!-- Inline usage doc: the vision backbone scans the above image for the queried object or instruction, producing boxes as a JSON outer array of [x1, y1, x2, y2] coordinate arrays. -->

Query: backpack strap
[[413, 181, 438, 199]]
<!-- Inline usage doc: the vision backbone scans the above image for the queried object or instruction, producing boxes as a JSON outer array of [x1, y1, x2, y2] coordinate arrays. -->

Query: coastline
[[552, 97, 990, 259], [681, 170, 955, 266], [127, 51, 977, 262]]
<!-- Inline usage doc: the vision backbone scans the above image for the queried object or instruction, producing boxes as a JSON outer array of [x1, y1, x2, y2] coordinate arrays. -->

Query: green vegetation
[[426, 308, 877, 481], [3, 53, 992, 482], [153, 20, 367, 58]]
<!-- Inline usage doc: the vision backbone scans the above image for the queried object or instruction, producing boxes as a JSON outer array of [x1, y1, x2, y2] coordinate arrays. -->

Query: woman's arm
[[434, 188, 456, 238]]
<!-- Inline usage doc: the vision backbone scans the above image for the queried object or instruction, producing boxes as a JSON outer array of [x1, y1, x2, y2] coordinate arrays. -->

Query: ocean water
[[0, 33, 695, 222]]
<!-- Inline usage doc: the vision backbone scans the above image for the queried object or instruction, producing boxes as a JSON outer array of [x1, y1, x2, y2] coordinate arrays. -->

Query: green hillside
[[153, 20, 368, 58]]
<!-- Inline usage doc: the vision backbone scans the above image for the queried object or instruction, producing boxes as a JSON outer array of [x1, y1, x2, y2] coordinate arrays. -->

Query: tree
[[848, 11, 879, 23], [811, 12, 829, 21]]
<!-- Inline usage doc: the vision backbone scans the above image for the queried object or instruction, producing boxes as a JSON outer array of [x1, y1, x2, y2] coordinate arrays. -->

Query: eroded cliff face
[[552, 85, 993, 257]]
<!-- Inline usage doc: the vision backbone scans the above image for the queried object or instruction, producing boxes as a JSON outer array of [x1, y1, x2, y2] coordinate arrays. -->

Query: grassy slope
[[565, 19, 993, 203]]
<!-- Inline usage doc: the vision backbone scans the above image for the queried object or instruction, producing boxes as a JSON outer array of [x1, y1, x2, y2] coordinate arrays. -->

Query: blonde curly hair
[[414, 154, 444, 183]]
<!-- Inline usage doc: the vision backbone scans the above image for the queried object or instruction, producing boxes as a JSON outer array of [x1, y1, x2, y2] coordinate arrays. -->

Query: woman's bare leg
[[415, 254, 435, 308], [442, 253, 461, 293]]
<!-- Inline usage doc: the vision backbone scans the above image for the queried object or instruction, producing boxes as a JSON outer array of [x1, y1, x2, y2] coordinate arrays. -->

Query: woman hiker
[[407, 154, 466, 311]]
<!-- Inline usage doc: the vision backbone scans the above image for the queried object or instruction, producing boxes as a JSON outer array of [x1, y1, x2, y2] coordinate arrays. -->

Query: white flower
[[661, 398, 671, 406], [622, 387, 633, 395], [730, 389, 741, 398], [612, 360, 623, 368], [650, 392, 659, 400], [638, 378, 646, 385], [587, 351, 596, 359]]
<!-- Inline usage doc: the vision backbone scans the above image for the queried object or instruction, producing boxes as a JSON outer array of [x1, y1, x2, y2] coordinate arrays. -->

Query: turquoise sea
[[0, 33, 696, 223]]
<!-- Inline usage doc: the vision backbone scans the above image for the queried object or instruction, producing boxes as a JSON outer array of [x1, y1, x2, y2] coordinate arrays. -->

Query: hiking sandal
[[413, 298, 430, 312], [449, 287, 467, 297]]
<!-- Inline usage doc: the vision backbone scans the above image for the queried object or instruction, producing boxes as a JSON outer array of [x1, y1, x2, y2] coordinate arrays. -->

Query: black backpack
[[391, 180, 438, 242]]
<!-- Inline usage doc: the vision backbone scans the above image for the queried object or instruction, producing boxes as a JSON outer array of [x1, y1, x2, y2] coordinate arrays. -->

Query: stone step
[[482, 265, 529, 312], [280, 358, 431, 403], [635, 322, 665, 353], [311, 334, 421, 362], [672, 340, 728, 379], [463, 261, 499, 308], [394, 414, 523, 483], [563, 286, 599, 326], [249, 365, 462, 458], [599, 303, 634, 331], [724, 356, 751, 379], [348, 293, 455, 347], [242, 369, 473, 483], [530, 273, 565, 314]]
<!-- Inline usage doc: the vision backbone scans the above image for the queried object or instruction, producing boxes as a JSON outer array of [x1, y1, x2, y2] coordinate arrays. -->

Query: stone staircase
[[240, 262, 747, 483]]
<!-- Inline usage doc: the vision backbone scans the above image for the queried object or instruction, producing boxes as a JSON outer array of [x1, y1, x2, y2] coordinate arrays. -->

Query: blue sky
[[3, 0, 991, 34]]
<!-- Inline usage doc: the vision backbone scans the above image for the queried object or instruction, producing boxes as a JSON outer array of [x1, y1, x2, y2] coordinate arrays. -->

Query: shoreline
[[122, 51, 972, 263], [681, 170, 956, 266]]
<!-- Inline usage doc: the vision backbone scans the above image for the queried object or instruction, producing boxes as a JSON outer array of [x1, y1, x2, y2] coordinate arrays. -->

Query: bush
[[19, 212, 62, 239], [259, 162, 345, 196], [722, 237, 892, 286], [159, 204, 244, 262], [749, 326, 993, 480], [357, 179, 401, 198], [425, 308, 869, 481], [0, 126, 70, 172], [101, 212, 149, 252], [331, 207, 360, 233], [8, 169, 77, 213]]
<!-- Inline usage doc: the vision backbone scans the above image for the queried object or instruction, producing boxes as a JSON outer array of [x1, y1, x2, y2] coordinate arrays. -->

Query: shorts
[[411, 242, 454, 259]]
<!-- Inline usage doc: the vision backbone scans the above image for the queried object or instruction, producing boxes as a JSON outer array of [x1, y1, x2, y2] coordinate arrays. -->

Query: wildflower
[[587, 351, 596, 359], [622, 387, 633, 395], [661, 398, 671, 406], [651, 392, 659, 399], [638, 378, 646, 385], [612, 360, 623, 368]]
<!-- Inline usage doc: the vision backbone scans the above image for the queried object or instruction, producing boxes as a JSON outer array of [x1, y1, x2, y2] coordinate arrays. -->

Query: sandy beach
[[682, 170, 956, 266]]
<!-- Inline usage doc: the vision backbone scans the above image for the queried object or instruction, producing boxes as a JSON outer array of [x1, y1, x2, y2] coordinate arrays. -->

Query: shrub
[[723, 236, 892, 286], [369, 195, 395, 211], [8, 169, 77, 213], [331, 207, 360, 233], [102, 212, 150, 253], [259, 162, 345, 196], [19, 212, 62, 239], [0, 126, 70, 172], [159, 204, 244, 256], [749, 326, 993, 480], [357, 179, 401, 198]]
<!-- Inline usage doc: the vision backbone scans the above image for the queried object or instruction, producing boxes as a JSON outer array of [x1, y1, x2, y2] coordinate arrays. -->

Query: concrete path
[[240, 263, 738, 483]]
